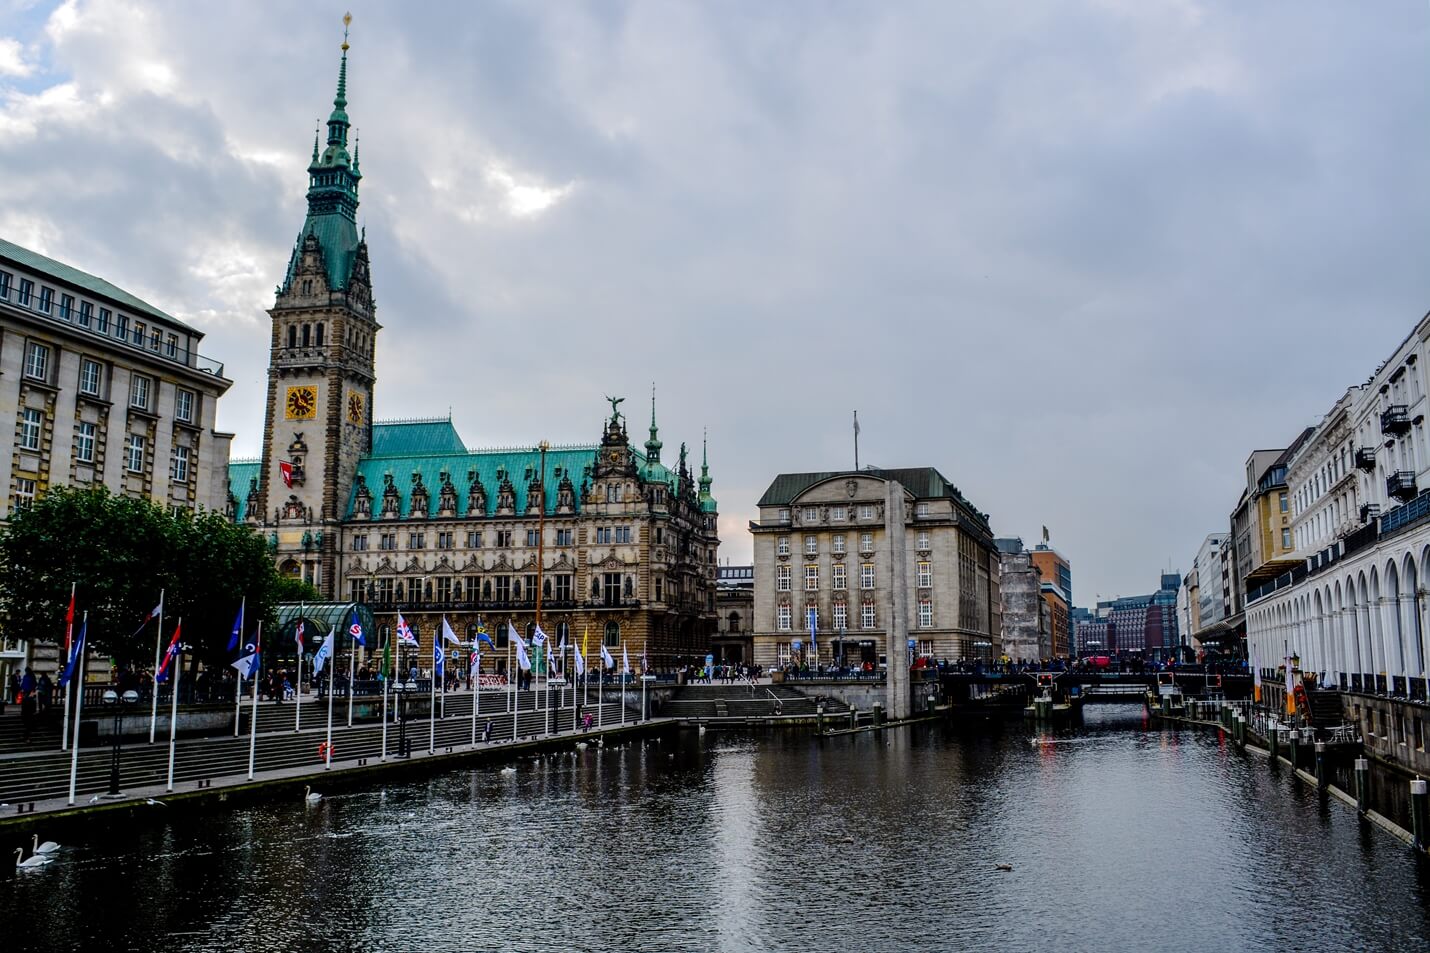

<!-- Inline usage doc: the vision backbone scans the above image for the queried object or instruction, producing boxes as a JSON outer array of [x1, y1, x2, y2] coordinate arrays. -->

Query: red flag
[[63, 587, 75, 652], [279, 460, 294, 488]]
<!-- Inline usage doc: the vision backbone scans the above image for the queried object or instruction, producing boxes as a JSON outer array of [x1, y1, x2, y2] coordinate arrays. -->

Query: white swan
[[32, 835, 59, 854], [303, 785, 322, 803], [499, 766, 517, 776], [13, 848, 50, 869]]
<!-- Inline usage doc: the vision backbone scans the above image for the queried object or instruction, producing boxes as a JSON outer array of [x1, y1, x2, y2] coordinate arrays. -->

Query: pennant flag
[[294, 619, 306, 653], [232, 650, 260, 680], [227, 601, 244, 653], [573, 640, 586, 677], [513, 623, 532, 672], [63, 588, 75, 652], [154, 622, 183, 683], [600, 642, 615, 670], [312, 628, 335, 675], [622, 644, 630, 674], [349, 608, 366, 646], [434, 639, 446, 679], [441, 616, 461, 645], [129, 598, 164, 639], [1285, 655, 1296, 715], [59, 619, 87, 688], [396, 613, 419, 647]]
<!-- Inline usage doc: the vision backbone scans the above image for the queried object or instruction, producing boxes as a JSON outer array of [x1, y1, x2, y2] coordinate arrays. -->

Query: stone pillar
[[885, 480, 911, 721]]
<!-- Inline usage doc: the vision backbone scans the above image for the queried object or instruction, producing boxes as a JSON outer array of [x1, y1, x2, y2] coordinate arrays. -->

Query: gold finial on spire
[[342, 12, 352, 51]]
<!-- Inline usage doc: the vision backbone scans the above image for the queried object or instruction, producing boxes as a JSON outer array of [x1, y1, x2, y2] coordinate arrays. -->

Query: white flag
[[232, 652, 259, 680], [572, 641, 586, 677], [312, 628, 335, 675], [441, 616, 460, 645], [512, 623, 532, 672], [600, 643, 615, 670], [622, 645, 630, 674]]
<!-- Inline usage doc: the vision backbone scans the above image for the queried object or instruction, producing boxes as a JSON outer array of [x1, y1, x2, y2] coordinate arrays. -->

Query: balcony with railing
[[1387, 470, 1417, 501], [1360, 503, 1381, 524], [1355, 447, 1377, 471], [1380, 405, 1411, 434]]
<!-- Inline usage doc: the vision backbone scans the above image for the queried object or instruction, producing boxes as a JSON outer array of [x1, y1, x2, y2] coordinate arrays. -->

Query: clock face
[[347, 391, 365, 426], [285, 385, 318, 420]]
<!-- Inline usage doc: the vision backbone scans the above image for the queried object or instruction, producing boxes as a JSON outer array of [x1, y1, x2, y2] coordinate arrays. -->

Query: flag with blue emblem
[[312, 628, 335, 675], [433, 638, 445, 680], [227, 598, 245, 653], [349, 608, 365, 647], [396, 612, 418, 647]]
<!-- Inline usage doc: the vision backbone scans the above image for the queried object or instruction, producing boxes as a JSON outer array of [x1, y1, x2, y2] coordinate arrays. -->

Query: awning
[[275, 602, 378, 644]]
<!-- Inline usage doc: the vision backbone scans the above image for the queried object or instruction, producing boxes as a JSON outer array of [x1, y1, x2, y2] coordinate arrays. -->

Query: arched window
[[556, 621, 570, 643], [728, 612, 741, 632], [604, 620, 620, 647]]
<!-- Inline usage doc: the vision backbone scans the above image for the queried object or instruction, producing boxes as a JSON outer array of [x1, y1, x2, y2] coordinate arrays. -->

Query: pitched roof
[[757, 466, 990, 533], [0, 236, 200, 335], [228, 459, 261, 520], [370, 418, 468, 457]]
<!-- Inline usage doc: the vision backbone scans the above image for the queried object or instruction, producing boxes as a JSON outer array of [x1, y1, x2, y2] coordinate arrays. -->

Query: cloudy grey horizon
[[2, 1, 1428, 606]]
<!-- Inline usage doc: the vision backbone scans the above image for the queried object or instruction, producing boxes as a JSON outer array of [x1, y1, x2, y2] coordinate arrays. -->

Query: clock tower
[[256, 17, 378, 596]]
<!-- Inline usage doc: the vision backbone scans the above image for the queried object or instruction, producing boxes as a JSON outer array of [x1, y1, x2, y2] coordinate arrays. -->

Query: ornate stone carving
[[466, 469, 487, 516], [437, 470, 458, 517], [380, 473, 400, 519]]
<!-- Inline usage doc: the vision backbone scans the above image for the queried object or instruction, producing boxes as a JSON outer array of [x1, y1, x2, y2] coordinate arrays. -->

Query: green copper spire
[[311, 123, 319, 162], [283, 14, 363, 295], [644, 383, 663, 466], [698, 429, 713, 495]]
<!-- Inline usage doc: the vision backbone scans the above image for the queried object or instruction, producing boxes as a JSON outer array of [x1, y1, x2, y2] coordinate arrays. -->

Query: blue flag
[[433, 639, 445, 679], [348, 608, 365, 646], [154, 622, 183, 683], [59, 619, 86, 688], [227, 600, 244, 653]]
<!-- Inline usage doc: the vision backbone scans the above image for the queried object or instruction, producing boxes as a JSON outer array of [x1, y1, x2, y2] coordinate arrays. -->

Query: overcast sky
[[2, 1, 1429, 604]]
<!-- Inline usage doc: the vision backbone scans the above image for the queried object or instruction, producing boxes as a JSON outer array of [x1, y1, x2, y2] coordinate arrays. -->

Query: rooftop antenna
[[853, 410, 860, 471]]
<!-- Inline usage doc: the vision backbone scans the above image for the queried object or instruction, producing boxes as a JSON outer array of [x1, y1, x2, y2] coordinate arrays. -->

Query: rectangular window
[[860, 532, 874, 553], [96, 308, 110, 334], [556, 528, 573, 546], [59, 294, 74, 320], [175, 388, 194, 423], [615, 526, 632, 544], [596, 526, 612, 545], [75, 422, 95, 463], [776, 565, 792, 592], [497, 530, 513, 547], [467, 531, 483, 548], [115, 314, 128, 339], [916, 531, 930, 550], [435, 577, 452, 602], [918, 598, 933, 628], [833, 601, 848, 630], [79, 359, 102, 396], [38, 286, 52, 313], [149, 329, 161, 352], [555, 575, 573, 602], [776, 536, 790, 556], [1279, 493, 1289, 514], [918, 638, 934, 657], [165, 334, 178, 358], [379, 533, 396, 551], [916, 502, 930, 517], [19, 408, 42, 451], [17, 279, 33, 306], [125, 434, 145, 473], [14, 478, 36, 510], [526, 528, 540, 547], [832, 534, 846, 555], [858, 504, 874, 520], [438, 531, 453, 549], [1281, 528, 1291, 549], [831, 506, 846, 522], [129, 374, 151, 410], [777, 508, 790, 522], [170, 445, 190, 482], [861, 562, 875, 589], [777, 604, 792, 631], [804, 535, 818, 556], [917, 561, 932, 588], [78, 301, 92, 327], [23, 342, 49, 381], [0, 271, 9, 299], [803, 506, 818, 522], [352, 534, 368, 551], [132, 321, 145, 346], [832, 563, 847, 590], [804, 564, 819, 591], [861, 601, 876, 629], [654, 577, 664, 602], [408, 532, 425, 549]]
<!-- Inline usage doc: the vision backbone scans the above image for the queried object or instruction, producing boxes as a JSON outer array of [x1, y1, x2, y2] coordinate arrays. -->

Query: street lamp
[[103, 688, 140, 797], [394, 680, 416, 758]]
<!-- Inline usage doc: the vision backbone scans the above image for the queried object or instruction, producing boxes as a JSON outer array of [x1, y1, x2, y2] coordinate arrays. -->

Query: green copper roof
[[0, 236, 201, 335], [370, 419, 468, 457], [228, 459, 261, 521]]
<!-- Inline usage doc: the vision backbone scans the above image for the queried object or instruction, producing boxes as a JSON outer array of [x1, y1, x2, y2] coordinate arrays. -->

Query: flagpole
[[66, 613, 87, 805], [511, 630, 518, 743], [380, 627, 389, 762], [326, 628, 336, 770], [429, 636, 437, 755], [641, 640, 647, 723], [471, 645, 480, 748], [621, 647, 626, 726], [166, 618, 181, 792], [61, 581, 75, 752], [233, 595, 245, 737], [148, 589, 164, 744], [246, 621, 261, 780], [347, 630, 357, 727], [295, 615, 304, 734]]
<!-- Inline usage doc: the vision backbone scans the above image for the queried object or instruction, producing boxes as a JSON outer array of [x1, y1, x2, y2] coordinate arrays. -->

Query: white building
[[1247, 317, 1430, 701]]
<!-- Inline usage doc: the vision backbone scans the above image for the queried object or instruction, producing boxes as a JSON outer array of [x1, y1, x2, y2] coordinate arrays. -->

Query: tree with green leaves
[[0, 487, 283, 672]]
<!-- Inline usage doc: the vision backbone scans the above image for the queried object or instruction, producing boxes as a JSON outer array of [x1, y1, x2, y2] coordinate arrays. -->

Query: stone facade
[[0, 238, 234, 683], [996, 541, 1048, 662], [750, 468, 1001, 671], [231, 36, 718, 669]]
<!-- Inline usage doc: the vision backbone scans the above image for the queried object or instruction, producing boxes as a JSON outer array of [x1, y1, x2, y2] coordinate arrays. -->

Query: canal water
[[6, 706, 1430, 952]]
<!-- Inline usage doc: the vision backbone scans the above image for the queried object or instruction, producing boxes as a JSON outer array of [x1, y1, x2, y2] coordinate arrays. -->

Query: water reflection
[[6, 707, 1430, 952]]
